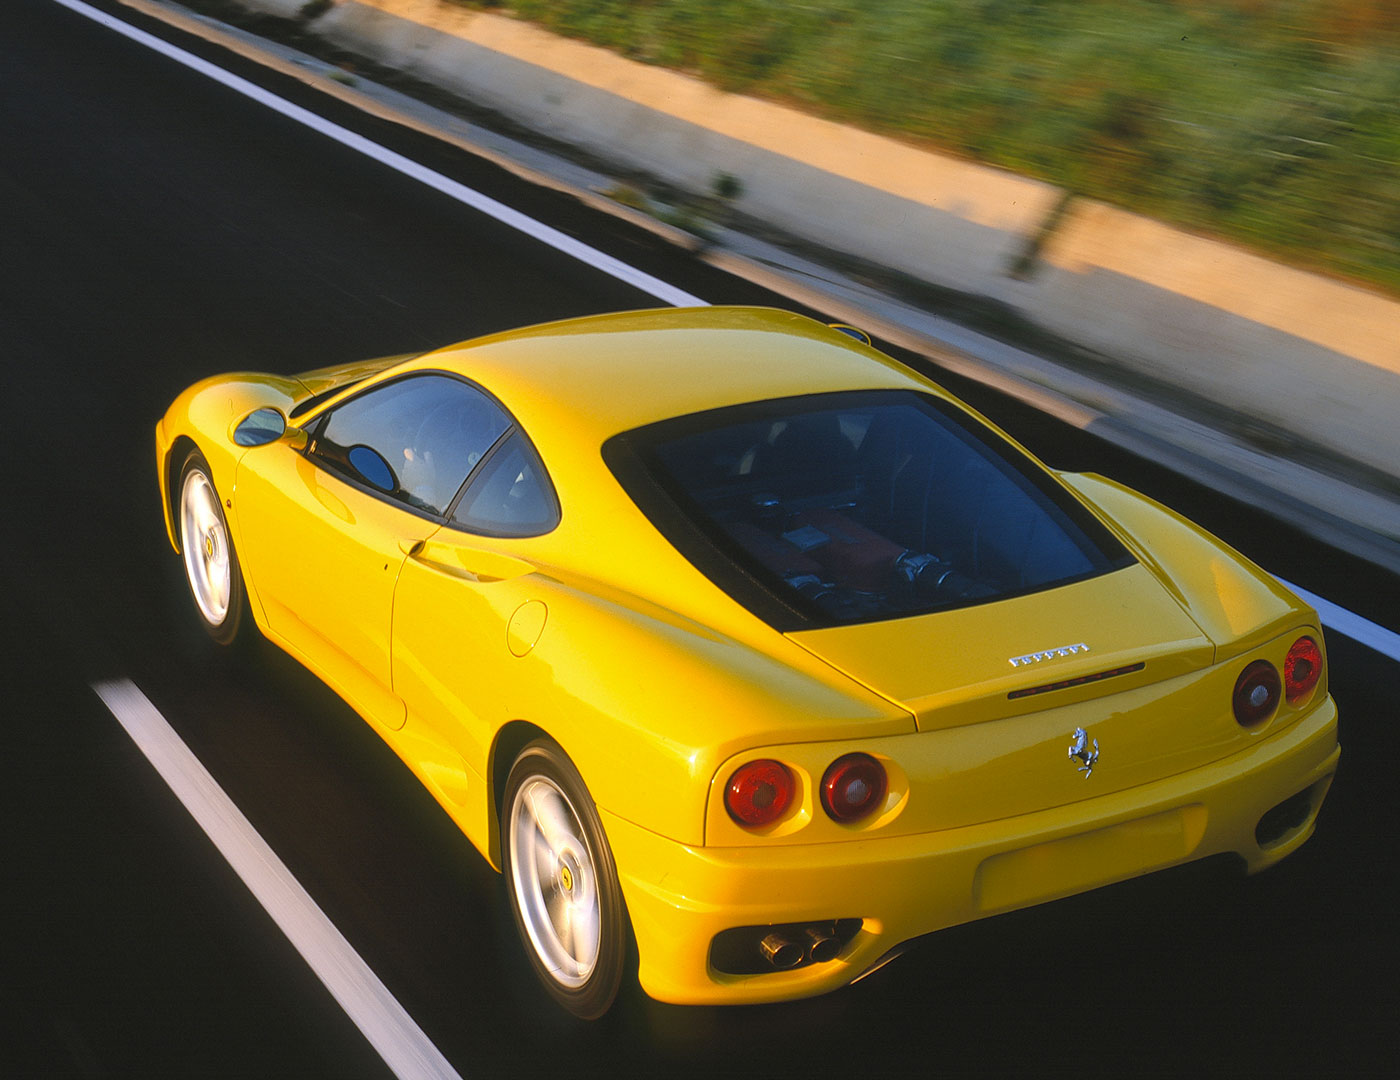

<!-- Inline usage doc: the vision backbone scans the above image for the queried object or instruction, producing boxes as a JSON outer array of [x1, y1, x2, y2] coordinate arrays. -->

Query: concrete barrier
[[313, 0, 1062, 298], [242, 0, 305, 16], [1000, 201, 1400, 479], [243, 0, 1400, 482]]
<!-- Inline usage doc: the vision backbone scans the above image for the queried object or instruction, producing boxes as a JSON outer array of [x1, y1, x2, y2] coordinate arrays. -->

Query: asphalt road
[[3, 1, 1398, 1076]]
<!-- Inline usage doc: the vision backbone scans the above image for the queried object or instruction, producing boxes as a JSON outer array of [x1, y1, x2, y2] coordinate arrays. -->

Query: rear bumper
[[604, 696, 1338, 1005]]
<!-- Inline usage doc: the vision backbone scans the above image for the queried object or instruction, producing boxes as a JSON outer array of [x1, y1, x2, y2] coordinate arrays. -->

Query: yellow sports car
[[156, 307, 1338, 1018]]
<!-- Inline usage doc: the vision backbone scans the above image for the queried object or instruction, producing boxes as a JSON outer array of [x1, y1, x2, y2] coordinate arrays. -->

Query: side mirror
[[232, 407, 305, 448], [829, 323, 872, 346], [347, 444, 397, 493]]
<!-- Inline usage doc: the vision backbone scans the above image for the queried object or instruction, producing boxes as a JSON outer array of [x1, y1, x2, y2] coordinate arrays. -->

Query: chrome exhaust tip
[[759, 932, 805, 969], [710, 919, 862, 975], [804, 925, 842, 964]]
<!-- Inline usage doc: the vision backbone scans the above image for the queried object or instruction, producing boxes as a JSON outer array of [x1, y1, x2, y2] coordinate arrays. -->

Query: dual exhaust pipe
[[710, 918, 861, 975], [759, 923, 842, 969]]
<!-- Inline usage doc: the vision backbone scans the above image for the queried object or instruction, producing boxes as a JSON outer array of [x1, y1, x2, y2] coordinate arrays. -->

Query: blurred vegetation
[[458, 0, 1400, 294]]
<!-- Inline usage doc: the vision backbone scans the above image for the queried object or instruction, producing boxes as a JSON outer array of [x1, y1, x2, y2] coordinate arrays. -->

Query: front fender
[[156, 372, 305, 551]]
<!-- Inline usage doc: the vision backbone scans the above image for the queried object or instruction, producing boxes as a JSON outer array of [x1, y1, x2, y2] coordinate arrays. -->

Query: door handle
[[403, 538, 534, 583]]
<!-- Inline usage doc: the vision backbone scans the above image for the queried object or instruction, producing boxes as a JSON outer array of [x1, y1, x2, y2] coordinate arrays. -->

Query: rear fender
[[1058, 472, 1313, 659], [475, 573, 911, 847]]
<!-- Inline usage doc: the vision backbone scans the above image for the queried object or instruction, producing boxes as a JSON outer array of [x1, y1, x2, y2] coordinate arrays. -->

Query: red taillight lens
[[820, 753, 888, 823], [1233, 660, 1281, 726], [1284, 636, 1323, 704], [725, 759, 795, 827]]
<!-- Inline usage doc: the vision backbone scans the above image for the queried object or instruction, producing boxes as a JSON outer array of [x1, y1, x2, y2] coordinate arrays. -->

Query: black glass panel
[[607, 390, 1133, 629]]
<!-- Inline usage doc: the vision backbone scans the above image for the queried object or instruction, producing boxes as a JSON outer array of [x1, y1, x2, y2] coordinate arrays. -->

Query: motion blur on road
[[2, 1, 1396, 1077]]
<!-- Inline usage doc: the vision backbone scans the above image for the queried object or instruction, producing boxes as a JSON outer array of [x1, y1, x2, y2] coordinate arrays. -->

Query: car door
[[235, 372, 511, 731], [391, 423, 561, 780]]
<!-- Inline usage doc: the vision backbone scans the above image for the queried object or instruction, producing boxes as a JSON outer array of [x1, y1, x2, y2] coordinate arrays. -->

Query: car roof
[[407, 307, 931, 446]]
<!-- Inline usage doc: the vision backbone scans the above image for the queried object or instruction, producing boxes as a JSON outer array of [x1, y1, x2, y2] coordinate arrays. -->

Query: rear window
[[604, 390, 1134, 629]]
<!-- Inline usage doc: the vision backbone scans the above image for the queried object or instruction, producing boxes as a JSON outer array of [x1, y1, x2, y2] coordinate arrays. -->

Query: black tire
[[176, 449, 248, 646], [501, 739, 628, 1020]]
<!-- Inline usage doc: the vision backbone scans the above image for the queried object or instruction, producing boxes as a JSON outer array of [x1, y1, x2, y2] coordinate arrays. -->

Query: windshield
[[605, 390, 1134, 629]]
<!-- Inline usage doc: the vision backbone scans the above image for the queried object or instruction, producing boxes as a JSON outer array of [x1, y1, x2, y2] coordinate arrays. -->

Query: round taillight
[[1233, 660, 1281, 727], [1284, 636, 1323, 704], [820, 753, 888, 823], [725, 759, 795, 828]]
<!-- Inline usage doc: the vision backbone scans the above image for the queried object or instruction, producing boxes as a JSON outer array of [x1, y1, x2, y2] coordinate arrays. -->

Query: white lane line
[[92, 678, 464, 1080], [52, 0, 707, 309], [1276, 577, 1400, 662]]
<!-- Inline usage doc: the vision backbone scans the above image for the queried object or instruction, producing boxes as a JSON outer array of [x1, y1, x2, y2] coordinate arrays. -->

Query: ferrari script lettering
[[1007, 642, 1090, 667]]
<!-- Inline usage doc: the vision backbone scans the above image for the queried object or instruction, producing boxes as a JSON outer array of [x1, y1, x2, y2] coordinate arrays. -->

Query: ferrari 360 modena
[[156, 307, 1338, 1018]]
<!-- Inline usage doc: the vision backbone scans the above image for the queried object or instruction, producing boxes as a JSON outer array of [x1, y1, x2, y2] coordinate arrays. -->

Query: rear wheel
[[177, 449, 247, 645], [502, 739, 627, 1019]]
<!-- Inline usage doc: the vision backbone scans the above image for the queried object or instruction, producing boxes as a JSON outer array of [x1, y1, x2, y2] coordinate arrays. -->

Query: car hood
[[286, 353, 420, 417], [786, 563, 1214, 733]]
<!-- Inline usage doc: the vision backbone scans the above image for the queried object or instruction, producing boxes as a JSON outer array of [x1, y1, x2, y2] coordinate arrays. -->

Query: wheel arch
[[488, 719, 552, 869], [162, 434, 200, 552]]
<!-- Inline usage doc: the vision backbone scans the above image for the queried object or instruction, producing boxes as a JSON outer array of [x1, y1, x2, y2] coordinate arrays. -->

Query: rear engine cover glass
[[607, 390, 1133, 629]]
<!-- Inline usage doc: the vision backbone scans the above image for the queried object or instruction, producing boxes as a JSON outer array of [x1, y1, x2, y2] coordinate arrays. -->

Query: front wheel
[[501, 739, 628, 1019], [177, 449, 247, 645]]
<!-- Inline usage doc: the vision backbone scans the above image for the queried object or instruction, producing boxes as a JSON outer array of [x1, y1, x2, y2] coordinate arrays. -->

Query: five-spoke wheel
[[178, 450, 246, 644], [502, 739, 627, 1019]]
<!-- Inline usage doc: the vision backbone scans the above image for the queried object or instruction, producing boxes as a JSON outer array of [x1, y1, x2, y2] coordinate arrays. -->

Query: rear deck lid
[[788, 564, 1215, 731]]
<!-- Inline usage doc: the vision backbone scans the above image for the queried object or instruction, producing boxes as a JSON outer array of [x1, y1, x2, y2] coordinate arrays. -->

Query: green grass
[[458, 0, 1400, 294]]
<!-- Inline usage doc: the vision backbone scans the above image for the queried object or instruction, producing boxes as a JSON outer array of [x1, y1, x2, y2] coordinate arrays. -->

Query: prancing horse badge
[[1068, 727, 1099, 778]]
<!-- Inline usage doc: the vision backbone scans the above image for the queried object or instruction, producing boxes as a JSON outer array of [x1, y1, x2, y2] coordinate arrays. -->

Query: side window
[[450, 431, 559, 537], [311, 374, 511, 516]]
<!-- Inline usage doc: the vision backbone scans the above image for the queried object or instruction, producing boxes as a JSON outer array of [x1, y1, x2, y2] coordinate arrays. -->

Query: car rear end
[[600, 362, 1339, 1006], [606, 617, 1337, 1005]]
